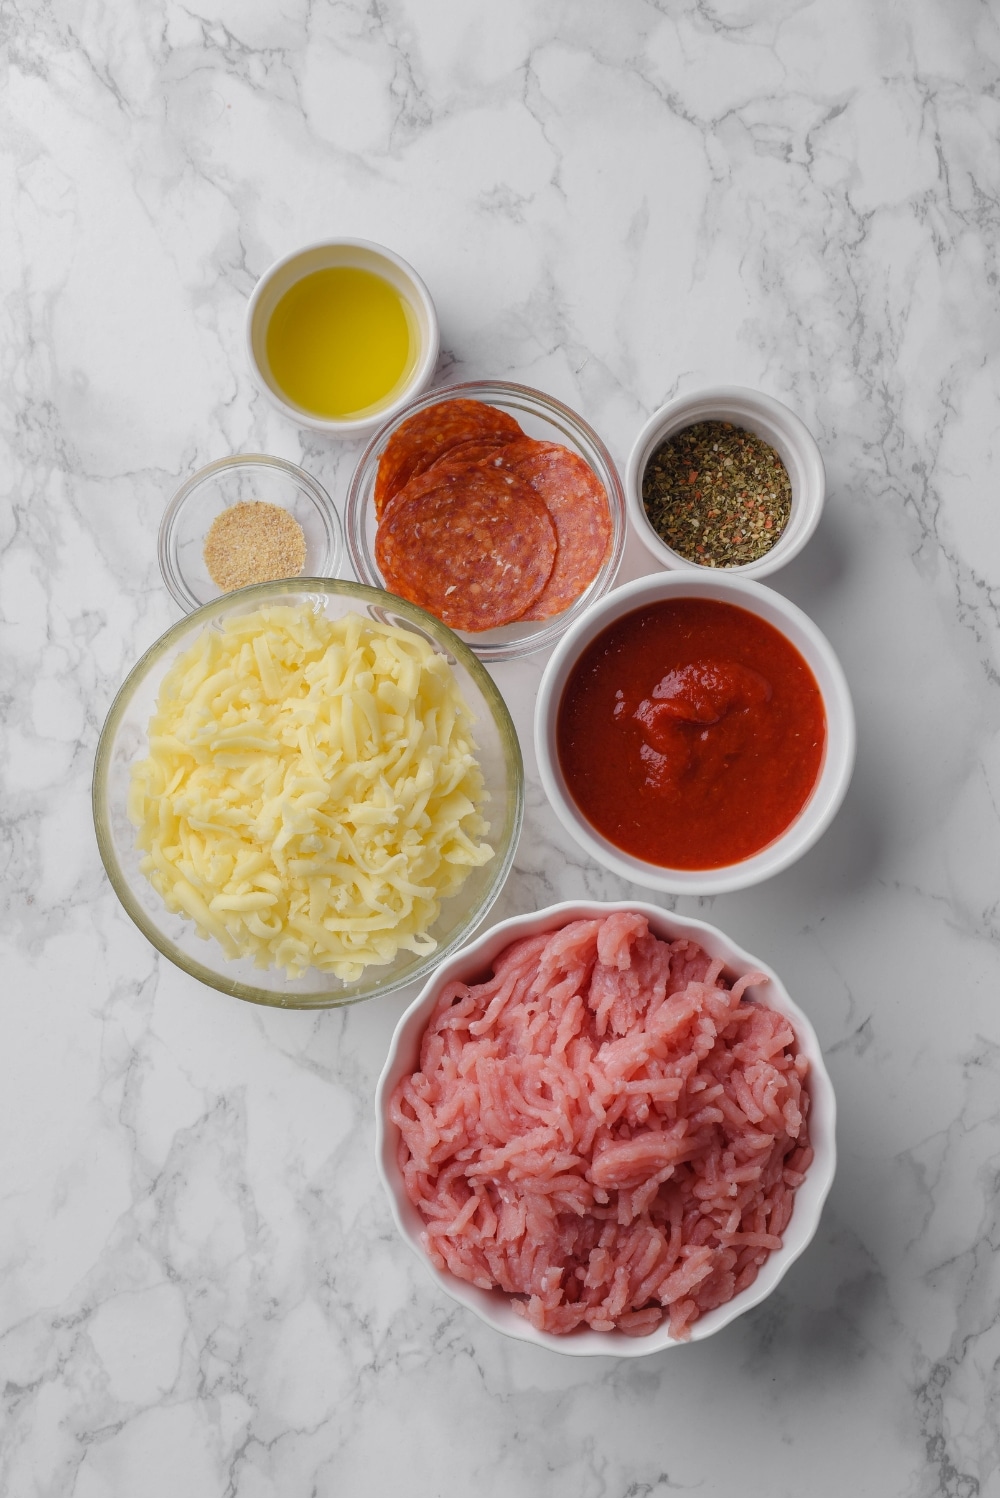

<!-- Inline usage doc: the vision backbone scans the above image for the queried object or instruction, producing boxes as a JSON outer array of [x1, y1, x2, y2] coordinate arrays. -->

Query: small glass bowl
[[93, 579, 524, 1008], [345, 380, 627, 664], [159, 454, 344, 614]]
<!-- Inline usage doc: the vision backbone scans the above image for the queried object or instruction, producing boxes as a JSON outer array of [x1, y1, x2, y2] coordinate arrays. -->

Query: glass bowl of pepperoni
[[345, 380, 627, 663]]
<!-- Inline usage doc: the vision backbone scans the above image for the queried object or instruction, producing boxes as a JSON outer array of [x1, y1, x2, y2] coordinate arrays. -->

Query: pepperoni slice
[[417, 436, 517, 485], [478, 439, 613, 619], [374, 399, 523, 518], [377, 447, 505, 532], [375, 463, 557, 632]]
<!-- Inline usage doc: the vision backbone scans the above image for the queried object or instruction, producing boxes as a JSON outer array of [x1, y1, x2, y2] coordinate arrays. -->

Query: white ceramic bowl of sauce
[[245, 239, 440, 436], [534, 572, 855, 895]]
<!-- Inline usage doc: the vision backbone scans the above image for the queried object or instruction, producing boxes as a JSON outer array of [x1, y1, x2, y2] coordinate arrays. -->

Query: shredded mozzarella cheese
[[128, 605, 495, 980]]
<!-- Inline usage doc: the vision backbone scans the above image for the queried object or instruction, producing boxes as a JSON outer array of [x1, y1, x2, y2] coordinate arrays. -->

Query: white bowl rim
[[375, 898, 837, 1358], [625, 385, 825, 580], [533, 572, 856, 895], [245, 237, 440, 435]]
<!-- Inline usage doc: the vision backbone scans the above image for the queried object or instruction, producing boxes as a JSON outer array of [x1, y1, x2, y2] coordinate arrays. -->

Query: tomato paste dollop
[[556, 599, 826, 869]]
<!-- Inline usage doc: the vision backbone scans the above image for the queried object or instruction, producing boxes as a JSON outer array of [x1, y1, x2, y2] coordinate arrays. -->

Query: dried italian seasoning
[[641, 421, 792, 567]]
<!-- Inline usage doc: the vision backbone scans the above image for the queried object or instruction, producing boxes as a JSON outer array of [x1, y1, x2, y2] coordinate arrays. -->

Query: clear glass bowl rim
[[93, 577, 525, 1008], [345, 378, 627, 663]]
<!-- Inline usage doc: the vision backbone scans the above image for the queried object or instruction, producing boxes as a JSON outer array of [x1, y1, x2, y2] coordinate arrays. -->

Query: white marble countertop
[[3, 2, 999, 1495]]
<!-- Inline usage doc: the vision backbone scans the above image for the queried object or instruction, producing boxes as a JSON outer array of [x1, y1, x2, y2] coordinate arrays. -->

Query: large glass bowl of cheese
[[93, 579, 524, 1007]]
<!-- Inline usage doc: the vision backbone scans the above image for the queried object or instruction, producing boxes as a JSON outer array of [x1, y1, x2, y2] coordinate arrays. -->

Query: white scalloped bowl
[[375, 900, 837, 1357]]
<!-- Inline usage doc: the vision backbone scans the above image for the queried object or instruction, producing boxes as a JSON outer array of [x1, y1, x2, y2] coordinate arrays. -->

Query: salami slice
[[374, 398, 523, 518], [478, 439, 613, 619], [375, 463, 557, 632]]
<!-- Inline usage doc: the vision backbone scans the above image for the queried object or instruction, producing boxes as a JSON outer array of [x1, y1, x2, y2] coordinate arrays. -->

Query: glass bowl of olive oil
[[246, 239, 440, 436]]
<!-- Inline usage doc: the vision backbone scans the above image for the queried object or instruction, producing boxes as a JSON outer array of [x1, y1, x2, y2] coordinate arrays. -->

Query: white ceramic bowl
[[375, 899, 837, 1357], [534, 572, 855, 896], [245, 238, 440, 436], [626, 387, 825, 579]]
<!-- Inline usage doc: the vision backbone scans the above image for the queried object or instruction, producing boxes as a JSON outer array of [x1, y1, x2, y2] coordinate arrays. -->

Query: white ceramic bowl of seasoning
[[534, 572, 855, 896], [376, 898, 837, 1357], [158, 454, 344, 614], [626, 387, 825, 579], [246, 239, 440, 436]]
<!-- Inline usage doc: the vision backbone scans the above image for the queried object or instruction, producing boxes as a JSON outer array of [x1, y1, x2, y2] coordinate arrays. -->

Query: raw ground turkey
[[391, 911, 812, 1338]]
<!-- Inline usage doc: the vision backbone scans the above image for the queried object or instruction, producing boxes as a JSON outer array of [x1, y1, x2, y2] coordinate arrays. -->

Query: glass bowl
[[376, 899, 837, 1356], [345, 380, 627, 664], [93, 579, 524, 1008], [159, 455, 344, 614]]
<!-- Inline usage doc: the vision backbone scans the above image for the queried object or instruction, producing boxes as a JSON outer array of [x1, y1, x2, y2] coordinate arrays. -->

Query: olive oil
[[265, 266, 416, 419]]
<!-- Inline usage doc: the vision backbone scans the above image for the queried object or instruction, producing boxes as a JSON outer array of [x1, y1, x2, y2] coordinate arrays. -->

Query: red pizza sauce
[[556, 598, 826, 869]]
